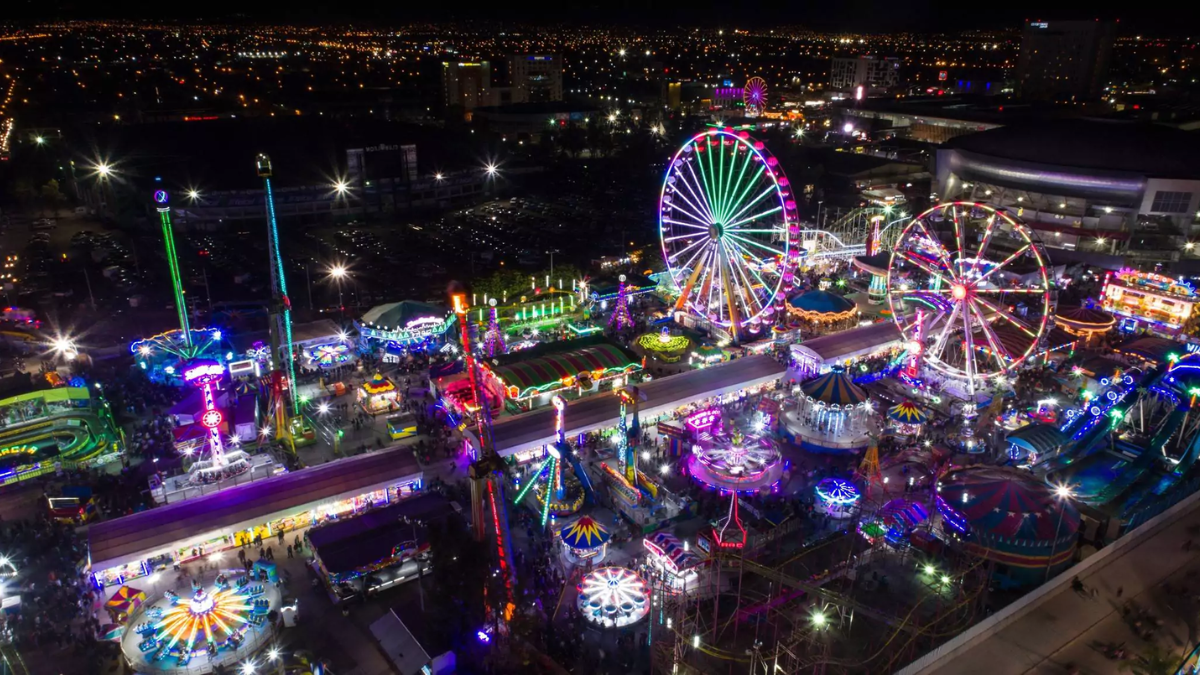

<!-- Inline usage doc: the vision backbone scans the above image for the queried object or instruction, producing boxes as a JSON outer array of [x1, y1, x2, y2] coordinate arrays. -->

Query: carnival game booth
[[308, 493, 453, 601], [1054, 306, 1116, 346], [357, 300, 456, 358], [789, 321, 902, 378], [782, 367, 874, 453], [559, 516, 611, 566], [482, 337, 642, 412], [786, 285, 860, 335], [358, 373, 400, 416], [935, 467, 1080, 586], [1100, 268, 1200, 336], [643, 531, 702, 593]]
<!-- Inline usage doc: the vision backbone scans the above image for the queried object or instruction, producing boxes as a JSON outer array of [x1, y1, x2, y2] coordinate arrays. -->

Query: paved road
[[904, 491, 1200, 675]]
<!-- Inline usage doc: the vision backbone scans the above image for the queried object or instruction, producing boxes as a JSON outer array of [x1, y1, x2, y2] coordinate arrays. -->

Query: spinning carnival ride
[[887, 202, 1055, 392], [659, 128, 799, 342], [689, 428, 783, 492], [257, 154, 301, 445]]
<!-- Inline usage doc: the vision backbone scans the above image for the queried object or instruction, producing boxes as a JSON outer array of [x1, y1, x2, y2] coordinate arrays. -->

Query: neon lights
[[157, 197, 192, 349], [636, 329, 690, 354], [183, 361, 225, 384], [684, 408, 721, 433], [151, 585, 256, 658], [577, 567, 650, 628], [200, 409, 223, 429], [609, 274, 633, 330], [263, 172, 299, 417]]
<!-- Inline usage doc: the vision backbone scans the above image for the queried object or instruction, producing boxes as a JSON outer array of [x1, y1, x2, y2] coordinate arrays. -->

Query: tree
[[560, 122, 586, 159], [9, 180, 34, 211], [1120, 643, 1182, 675], [41, 179, 66, 217]]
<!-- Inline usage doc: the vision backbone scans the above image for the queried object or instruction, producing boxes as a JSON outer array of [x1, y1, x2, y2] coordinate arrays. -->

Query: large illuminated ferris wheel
[[659, 128, 799, 341], [886, 202, 1056, 389]]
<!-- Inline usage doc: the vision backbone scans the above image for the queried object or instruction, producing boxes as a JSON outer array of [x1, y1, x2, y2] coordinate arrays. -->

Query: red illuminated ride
[[886, 202, 1055, 388]]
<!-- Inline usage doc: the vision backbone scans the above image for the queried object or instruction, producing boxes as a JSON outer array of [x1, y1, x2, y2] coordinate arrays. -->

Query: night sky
[[4, 0, 1179, 34]]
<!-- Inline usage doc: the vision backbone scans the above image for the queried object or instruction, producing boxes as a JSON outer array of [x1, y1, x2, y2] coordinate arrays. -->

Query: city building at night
[[442, 61, 495, 116], [936, 119, 1200, 260], [829, 55, 901, 94], [506, 55, 563, 103], [1017, 19, 1116, 102]]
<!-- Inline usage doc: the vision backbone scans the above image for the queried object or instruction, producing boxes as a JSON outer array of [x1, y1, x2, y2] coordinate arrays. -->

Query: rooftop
[[943, 119, 1200, 179]]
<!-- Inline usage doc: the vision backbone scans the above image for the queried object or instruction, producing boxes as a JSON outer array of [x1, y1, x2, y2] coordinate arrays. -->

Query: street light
[[34, 136, 44, 145], [333, 181, 349, 195], [187, 189, 201, 201], [811, 609, 827, 629], [434, 173, 444, 181], [1045, 483, 1075, 582], [94, 163, 112, 178], [317, 402, 330, 415], [328, 264, 348, 314], [484, 164, 498, 176]]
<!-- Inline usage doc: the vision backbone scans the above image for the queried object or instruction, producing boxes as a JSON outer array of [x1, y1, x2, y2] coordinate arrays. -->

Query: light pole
[[816, 200, 824, 228], [329, 264, 348, 316], [1044, 483, 1074, 582]]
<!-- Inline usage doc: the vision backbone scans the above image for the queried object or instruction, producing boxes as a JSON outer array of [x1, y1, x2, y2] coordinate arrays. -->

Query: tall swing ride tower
[[256, 154, 300, 442]]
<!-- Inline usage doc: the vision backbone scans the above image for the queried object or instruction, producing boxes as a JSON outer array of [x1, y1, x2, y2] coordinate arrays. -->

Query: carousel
[[786, 280, 859, 335], [559, 516, 611, 566], [783, 366, 874, 452], [357, 373, 400, 416], [814, 477, 861, 519], [577, 567, 651, 629], [886, 400, 928, 437], [1054, 305, 1116, 346]]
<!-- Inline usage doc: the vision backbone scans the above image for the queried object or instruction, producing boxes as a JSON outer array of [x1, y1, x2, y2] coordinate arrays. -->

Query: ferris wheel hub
[[709, 223, 723, 241], [951, 284, 968, 300]]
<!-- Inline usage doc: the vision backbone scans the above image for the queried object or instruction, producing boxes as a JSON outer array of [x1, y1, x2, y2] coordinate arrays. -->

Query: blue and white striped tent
[[800, 367, 868, 408]]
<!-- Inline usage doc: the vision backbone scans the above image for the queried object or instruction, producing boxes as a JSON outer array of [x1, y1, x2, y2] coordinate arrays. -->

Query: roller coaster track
[[738, 559, 920, 635]]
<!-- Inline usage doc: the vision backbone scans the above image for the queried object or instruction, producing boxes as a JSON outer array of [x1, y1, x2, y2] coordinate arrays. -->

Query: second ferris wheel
[[658, 127, 800, 342]]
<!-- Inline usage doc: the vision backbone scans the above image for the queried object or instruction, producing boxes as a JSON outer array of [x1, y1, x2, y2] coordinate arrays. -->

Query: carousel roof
[[788, 289, 856, 315], [800, 368, 869, 407], [887, 401, 927, 425], [852, 252, 891, 276], [937, 467, 1080, 542], [360, 300, 448, 328], [560, 516, 611, 550], [1055, 306, 1116, 331]]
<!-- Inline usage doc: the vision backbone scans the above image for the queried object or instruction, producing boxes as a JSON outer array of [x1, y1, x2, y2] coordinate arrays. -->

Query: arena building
[[935, 120, 1200, 263]]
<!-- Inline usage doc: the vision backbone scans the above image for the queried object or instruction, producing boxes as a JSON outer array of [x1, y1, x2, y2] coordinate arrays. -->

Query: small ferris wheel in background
[[744, 77, 767, 116]]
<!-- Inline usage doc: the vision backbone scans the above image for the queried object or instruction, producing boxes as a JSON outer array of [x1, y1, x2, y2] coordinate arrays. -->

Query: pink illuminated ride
[[182, 359, 251, 485], [886, 202, 1055, 389], [659, 127, 798, 342]]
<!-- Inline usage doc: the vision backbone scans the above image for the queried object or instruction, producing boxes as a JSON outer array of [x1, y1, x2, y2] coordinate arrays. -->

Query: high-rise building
[[507, 55, 563, 104], [442, 61, 494, 115], [829, 56, 900, 93], [1017, 20, 1115, 102]]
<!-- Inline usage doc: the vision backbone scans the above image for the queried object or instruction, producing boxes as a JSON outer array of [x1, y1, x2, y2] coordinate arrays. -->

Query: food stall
[[357, 373, 400, 416]]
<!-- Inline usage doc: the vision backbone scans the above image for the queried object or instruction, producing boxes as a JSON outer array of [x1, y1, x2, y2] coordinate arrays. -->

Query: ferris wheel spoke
[[722, 185, 777, 229], [973, 244, 1030, 285], [700, 139, 724, 222], [950, 205, 967, 260], [669, 236, 710, 268], [725, 206, 783, 231], [973, 295, 1039, 338], [724, 164, 768, 227], [662, 231, 705, 242], [928, 302, 962, 362], [663, 215, 711, 232], [976, 215, 997, 260], [666, 188, 716, 227], [969, 302, 1013, 369], [722, 239, 765, 317], [687, 157, 721, 225], [909, 219, 957, 278], [894, 250, 952, 284], [972, 287, 1048, 294], [679, 163, 717, 223], [719, 245, 755, 323], [726, 232, 785, 258]]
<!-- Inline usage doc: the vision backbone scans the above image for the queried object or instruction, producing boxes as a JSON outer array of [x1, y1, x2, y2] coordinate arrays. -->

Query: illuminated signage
[[1030, 22, 1048, 28], [200, 409, 224, 429], [685, 409, 721, 432], [183, 361, 225, 384]]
